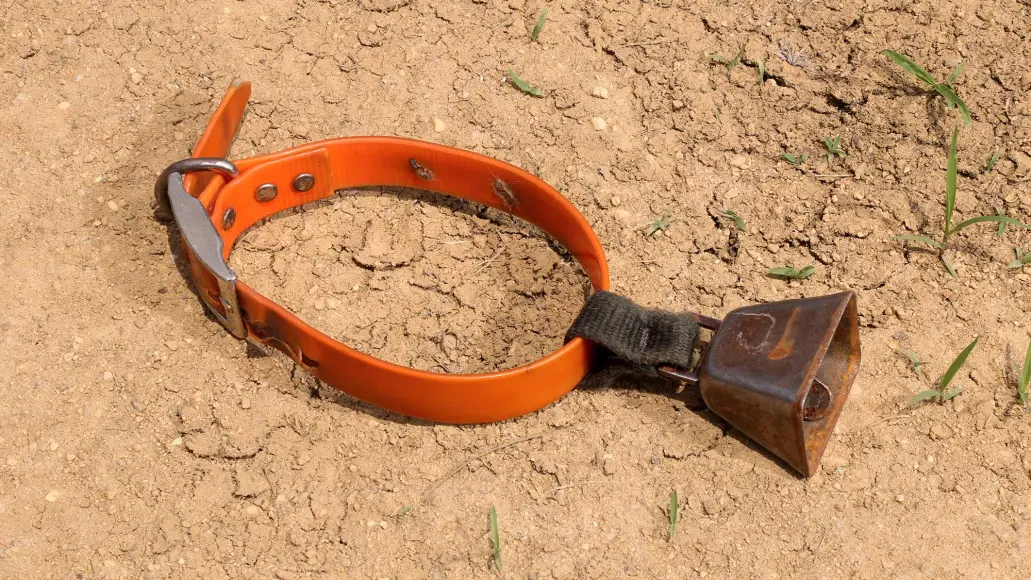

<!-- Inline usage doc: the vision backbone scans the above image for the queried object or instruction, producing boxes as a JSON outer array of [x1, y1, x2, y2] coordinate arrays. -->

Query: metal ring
[[154, 158, 239, 215]]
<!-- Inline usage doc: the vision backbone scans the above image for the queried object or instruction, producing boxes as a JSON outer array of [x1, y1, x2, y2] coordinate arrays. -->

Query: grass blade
[[893, 234, 945, 249], [1019, 340, 1031, 404], [910, 389, 941, 405], [941, 388, 963, 402], [940, 337, 978, 392], [951, 214, 1030, 234], [508, 69, 544, 97], [530, 7, 547, 41], [781, 152, 807, 166], [881, 50, 937, 87], [940, 254, 958, 278], [882, 50, 971, 126], [768, 266, 798, 278], [709, 48, 744, 74], [722, 210, 745, 231], [946, 62, 964, 85], [934, 83, 972, 127], [985, 152, 1001, 174], [668, 490, 679, 539], [489, 505, 502, 572], [1008, 250, 1031, 270], [907, 351, 926, 376], [945, 127, 958, 234], [996, 207, 1007, 236], [767, 265, 815, 280], [645, 212, 672, 236]]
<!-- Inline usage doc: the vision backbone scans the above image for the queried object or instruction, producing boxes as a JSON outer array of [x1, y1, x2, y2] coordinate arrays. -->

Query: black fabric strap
[[565, 291, 699, 369]]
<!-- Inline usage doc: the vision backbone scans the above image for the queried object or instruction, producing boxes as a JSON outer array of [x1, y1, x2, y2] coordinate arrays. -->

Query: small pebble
[[895, 494, 905, 503], [131, 72, 143, 84], [131, 400, 147, 412], [57, 101, 70, 110], [610, 196, 621, 207], [45, 490, 60, 503], [102, 371, 114, 381], [165, 341, 178, 351], [591, 86, 609, 99], [241, 398, 251, 410], [171, 437, 183, 447], [432, 118, 445, 133], [106, 200, 118, 212], [590, 117, 607, 131]]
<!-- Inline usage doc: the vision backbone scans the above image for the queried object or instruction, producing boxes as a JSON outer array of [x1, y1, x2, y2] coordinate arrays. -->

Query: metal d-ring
[[655, 312, 723, 386], [154, 158, 239, 215]]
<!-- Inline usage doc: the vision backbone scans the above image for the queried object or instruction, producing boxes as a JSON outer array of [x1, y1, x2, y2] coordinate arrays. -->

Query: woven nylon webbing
[[565, 291, 699, 369]]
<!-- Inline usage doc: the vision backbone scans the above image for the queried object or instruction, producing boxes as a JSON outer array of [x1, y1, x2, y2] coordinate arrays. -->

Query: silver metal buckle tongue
[[155, 158, 247, 339]]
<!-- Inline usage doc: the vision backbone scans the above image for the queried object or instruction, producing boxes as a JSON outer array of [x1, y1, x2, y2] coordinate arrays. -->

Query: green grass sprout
[[894, 128, 1029, 276], [1008, 247, 1031, 270], [645, 212, 672, 236], [508, 69, 544, 97], [996, 207, 1008, 236], [907, 351, 927, 377], [708, 48, 744, 75], [668, 490, 679, 540], [396, 505, 413, 518], [530, 7, 547, 41], [721, 209, 746, 231], [489, 505, 502, 572], [984, 151, 1001, 174], [782, 152, 808, 166], [911, 337, 978, 405], [882, 49, 972, 127], [768, 265, 816, 280], [1018, 340, 1031, 406], [824, 136, 845, 165]]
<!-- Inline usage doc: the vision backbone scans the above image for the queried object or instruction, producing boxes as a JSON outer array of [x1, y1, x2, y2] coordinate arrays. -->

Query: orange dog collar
[[156, 81, 609, 424], [158, 82, 861, 476]]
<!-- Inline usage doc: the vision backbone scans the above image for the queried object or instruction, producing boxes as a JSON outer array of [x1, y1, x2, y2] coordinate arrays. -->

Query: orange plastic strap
[[182, 81, 610, 424]]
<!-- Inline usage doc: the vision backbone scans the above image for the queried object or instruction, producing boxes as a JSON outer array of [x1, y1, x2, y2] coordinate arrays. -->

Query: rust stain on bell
[[767, 307, 800, 360]]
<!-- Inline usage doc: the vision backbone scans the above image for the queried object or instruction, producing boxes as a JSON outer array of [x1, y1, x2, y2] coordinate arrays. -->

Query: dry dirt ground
[[3, 0, 1031, 578]]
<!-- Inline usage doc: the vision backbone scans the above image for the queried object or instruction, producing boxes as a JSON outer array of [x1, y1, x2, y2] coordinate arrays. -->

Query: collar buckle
[[155, 158, 247, 339]]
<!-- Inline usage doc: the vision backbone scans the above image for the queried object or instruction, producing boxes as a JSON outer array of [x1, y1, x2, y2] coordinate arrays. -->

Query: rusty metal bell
[[660, 292, 861, 477]]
